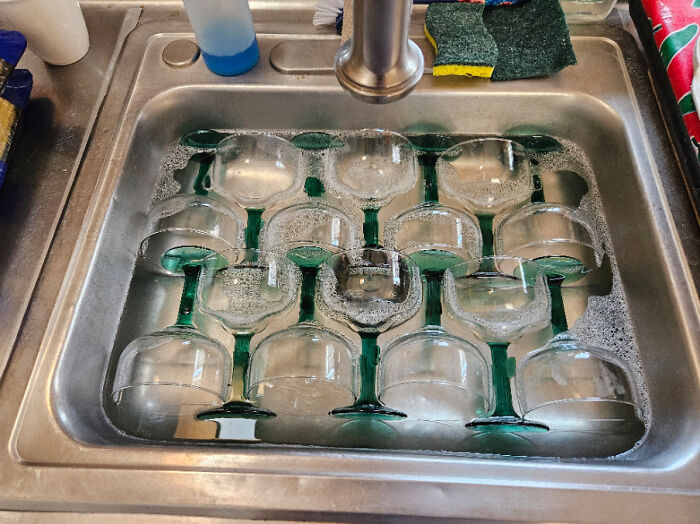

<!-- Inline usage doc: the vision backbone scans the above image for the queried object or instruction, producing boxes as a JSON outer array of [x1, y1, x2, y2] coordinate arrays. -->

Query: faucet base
[[334, 39, 425, 104]]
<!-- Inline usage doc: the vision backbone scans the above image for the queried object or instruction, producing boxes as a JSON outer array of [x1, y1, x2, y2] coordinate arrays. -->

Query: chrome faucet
[[334, 0, 424, 104]]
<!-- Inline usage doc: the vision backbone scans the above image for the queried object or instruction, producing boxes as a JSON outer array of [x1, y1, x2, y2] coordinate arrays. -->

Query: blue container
[[183, 0, 259, 76]]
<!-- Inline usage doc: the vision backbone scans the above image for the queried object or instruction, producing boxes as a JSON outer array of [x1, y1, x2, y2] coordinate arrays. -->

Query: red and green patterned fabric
[[642, 0, 699, 161]]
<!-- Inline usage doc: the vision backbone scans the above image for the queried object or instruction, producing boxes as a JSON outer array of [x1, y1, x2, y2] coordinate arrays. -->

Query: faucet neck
[[335, 0, 424, 104]]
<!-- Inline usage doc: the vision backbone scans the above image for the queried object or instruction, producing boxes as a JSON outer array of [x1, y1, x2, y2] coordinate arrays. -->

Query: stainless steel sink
[[1, 2, 699, 520]]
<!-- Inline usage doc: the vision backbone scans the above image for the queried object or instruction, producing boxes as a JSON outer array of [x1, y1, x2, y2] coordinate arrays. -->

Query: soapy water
[[436, 154, 534, 214], [150, 144, 197, 206], [442, 268, 552, 343], [260, 200, 362, 257], [317, 263, 422, 330], [150, 132, 650, 445], [532, 139, 650, 430]]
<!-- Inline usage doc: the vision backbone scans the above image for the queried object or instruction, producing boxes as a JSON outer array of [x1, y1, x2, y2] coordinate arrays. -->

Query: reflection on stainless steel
[[0, 1, 698, 520], [0, 5, 141, 381], [334, 0, 424, 104]]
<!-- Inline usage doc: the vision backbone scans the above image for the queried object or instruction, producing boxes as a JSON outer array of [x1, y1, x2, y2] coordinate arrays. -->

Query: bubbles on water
[[150, 142, 199, 206], [442, 269, 551, 342], [533, 139, 650, 428], [260, 200, 362, 255], [317, 262, 422, 331], [209, 259, 301, 329]]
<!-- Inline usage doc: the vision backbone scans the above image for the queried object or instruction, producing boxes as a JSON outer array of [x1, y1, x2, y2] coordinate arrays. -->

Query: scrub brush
[[313, 0, 345, 34], [312, 0, 526, 35]]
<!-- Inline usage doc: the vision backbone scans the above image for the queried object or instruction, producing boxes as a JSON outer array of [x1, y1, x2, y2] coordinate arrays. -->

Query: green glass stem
[[530, 172, 545, 204], [419, 155, 439, 203], [356, 332, 381, 406], [292, 131, 334, 197], [548, 276, 568, 336], [193, 152, 214, 196], [230, 333, 253, 403], [363, 208, 380, 247], [298, 266, 318, 323], [476, 213, 496, 272], [245, 209, 264, 249], [477, 213, 494, 258], [423, 270, 443, 327], [304, 176, 325, 197], [505, 134, 562, 153], [173, 264, 199, 328], [489, 342, 517, 418]]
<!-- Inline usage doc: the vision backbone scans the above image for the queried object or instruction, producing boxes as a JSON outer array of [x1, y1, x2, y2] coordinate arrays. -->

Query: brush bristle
[[313, 0, 344, 26]]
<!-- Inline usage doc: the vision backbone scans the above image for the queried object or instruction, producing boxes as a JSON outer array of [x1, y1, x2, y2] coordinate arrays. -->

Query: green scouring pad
[[425, 3, 498, 78], [484, 0, 577, 81]]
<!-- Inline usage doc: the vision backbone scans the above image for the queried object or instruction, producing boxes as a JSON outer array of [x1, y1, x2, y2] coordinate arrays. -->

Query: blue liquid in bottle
[[183, 0, 260, 76], [200, 38, 259, 76]]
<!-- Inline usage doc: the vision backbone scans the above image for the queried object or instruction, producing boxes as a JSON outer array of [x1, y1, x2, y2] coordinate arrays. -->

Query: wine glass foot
[[197, 400, 276, 420], [466, 415, 548, 433], [330, 402, 407, 420]]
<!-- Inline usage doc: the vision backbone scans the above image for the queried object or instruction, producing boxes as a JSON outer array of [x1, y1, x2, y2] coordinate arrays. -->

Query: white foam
[[150, 142, 199, 206], [533, 139, 650, 429], [317, 263, 422, 330]]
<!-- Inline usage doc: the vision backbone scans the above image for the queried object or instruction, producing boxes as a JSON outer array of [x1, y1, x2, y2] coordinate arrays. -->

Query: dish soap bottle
[[183, 0, 259, 76]]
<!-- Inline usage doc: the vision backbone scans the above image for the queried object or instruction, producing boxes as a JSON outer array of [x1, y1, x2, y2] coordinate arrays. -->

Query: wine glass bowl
[[494, 202, 604, 282], [323, 129, 418, 208], [212, 132, 304, 208], [436, 138, 532, 215], [517, 336, 644, 432], [139, 194, 245, 276], [443, 257, 550, 343], [378, 327, 491, 422], [197, 248, 301, 334], [384, 202, 482, 273], [247, 323, 357, 416], [318, 248, 422, 333], [260, 200, 362, 268], [112, 326, 231, 420]]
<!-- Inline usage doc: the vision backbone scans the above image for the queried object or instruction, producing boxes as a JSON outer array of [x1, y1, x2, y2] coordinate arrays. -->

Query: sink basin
[[2, 3, 699, 520]]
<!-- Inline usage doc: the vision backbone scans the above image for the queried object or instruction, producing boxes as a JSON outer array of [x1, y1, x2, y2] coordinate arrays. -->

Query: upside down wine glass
[[318, 248, 422, 418], [213, 132, 304, 249], [380, 204, 490, 421], [196, 249, 300, 419], [324, 129, 418, 247], [249, 201, 362, 415], [444, 256, 550, 431], [112, 195, 246, 423], [495, 202, 604, 337], [437, 138, 532, 264], [516, 335, 644, 433]]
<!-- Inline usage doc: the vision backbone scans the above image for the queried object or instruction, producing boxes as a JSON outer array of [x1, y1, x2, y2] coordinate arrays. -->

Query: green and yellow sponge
[[424, 2, 498, 78]]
